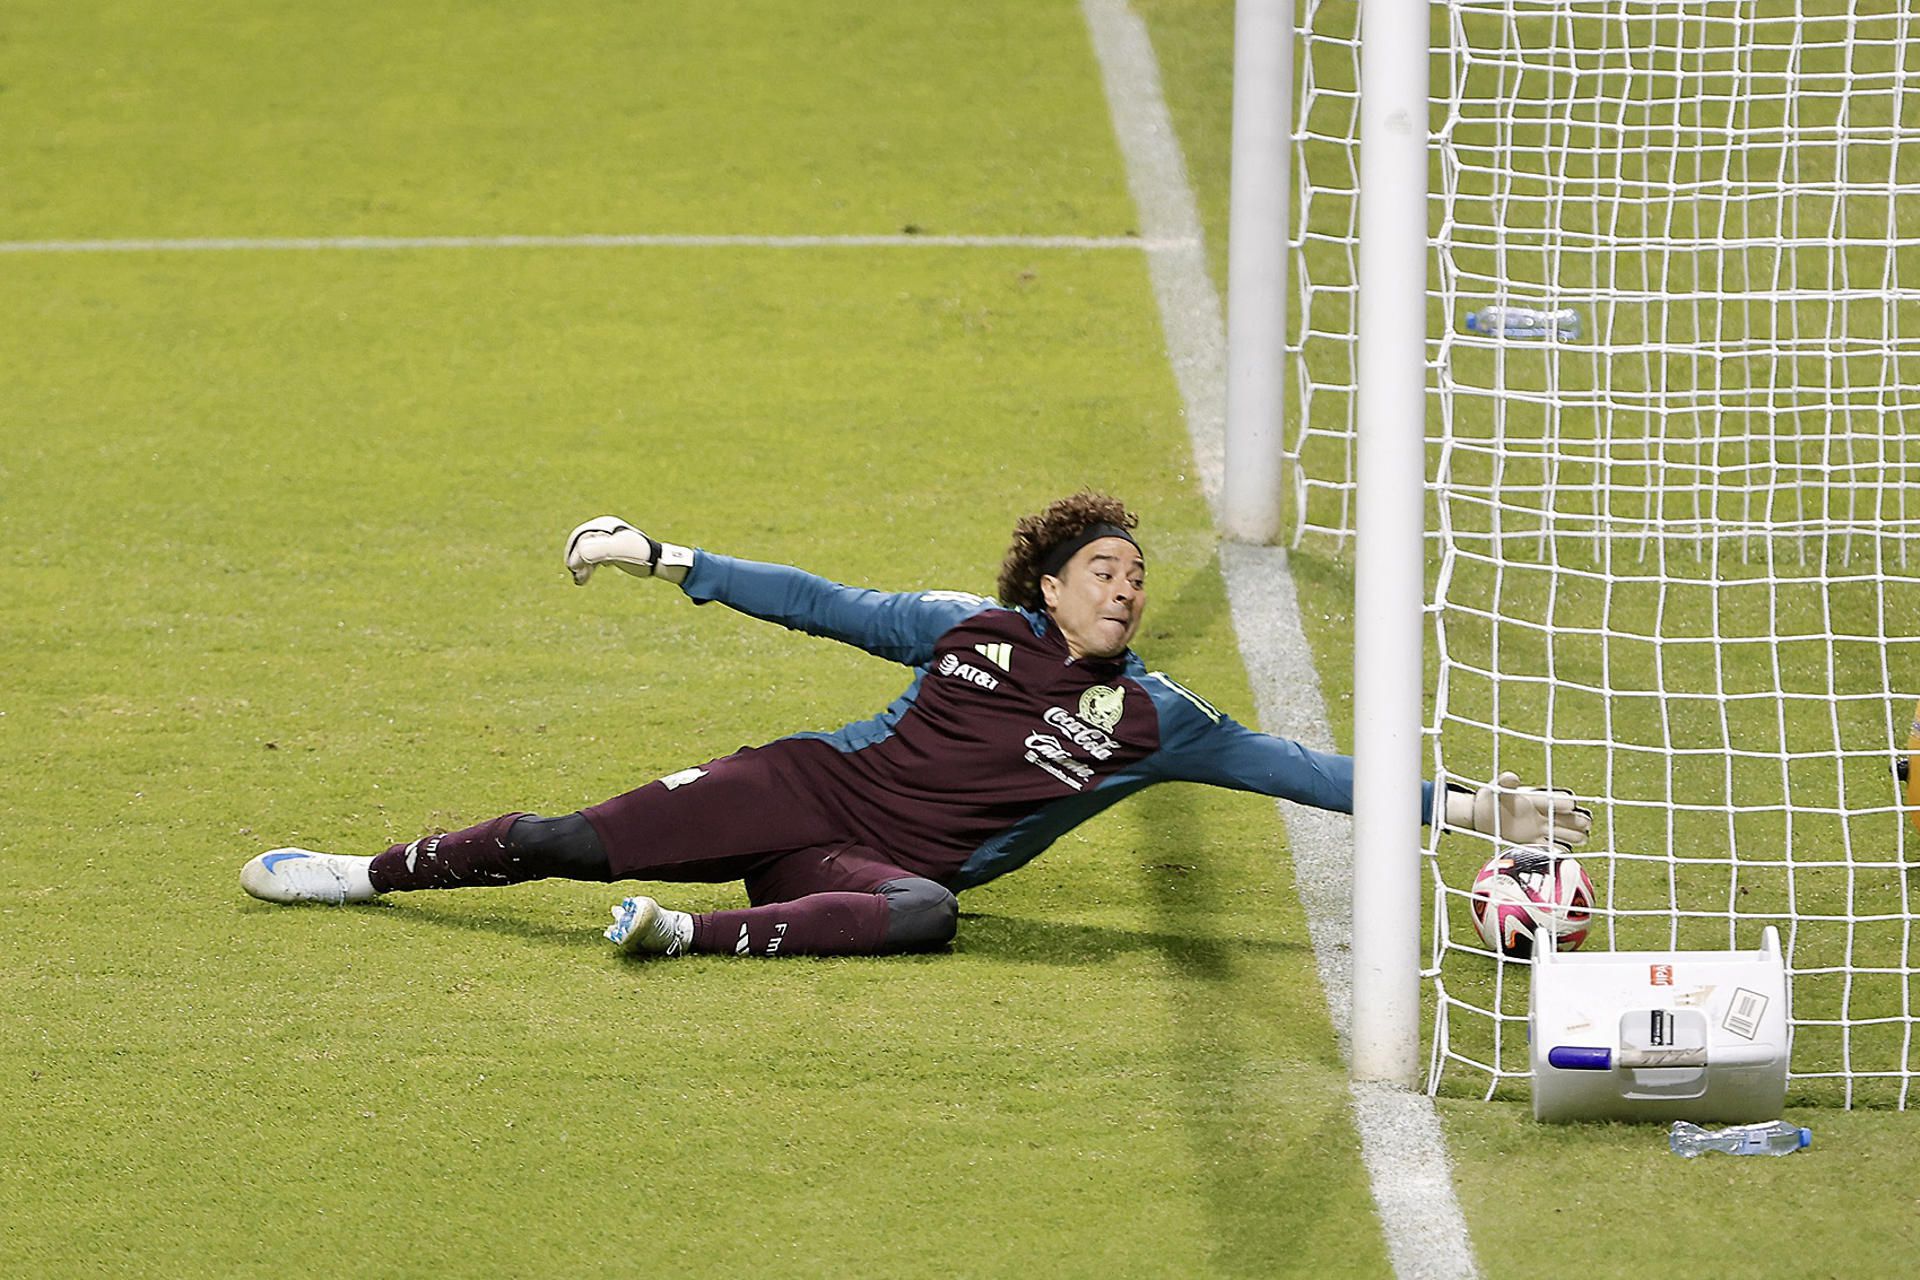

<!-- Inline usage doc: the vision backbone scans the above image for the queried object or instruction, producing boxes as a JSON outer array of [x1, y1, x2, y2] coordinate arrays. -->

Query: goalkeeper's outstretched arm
[[1441, 771, 1592, 848], [563, 515, 994, 667], [1151, 695, 1592, 848]]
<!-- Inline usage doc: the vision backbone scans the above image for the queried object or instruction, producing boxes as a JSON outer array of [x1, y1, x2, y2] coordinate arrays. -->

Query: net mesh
[[1290, 0, 1920, 1107]]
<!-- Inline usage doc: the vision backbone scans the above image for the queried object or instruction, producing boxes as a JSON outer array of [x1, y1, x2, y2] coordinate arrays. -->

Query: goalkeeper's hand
[[564, 516, 694, 586], [1443, 771, 1592, 848]]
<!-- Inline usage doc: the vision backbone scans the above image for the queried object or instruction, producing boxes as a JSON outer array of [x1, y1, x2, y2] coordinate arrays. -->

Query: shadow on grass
[[956, 911, 1303, 966], [342, 895, 596, 950], [1121, 555, 1380, 1275], [338, 894, 1308, 967]]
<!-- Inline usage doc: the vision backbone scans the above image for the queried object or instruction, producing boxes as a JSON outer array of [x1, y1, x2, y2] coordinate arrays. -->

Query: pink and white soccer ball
[[1469, 848, 1596, 958]]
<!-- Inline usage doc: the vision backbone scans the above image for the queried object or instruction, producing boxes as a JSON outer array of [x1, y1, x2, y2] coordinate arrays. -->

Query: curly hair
[[996, 491, 1141, 611]]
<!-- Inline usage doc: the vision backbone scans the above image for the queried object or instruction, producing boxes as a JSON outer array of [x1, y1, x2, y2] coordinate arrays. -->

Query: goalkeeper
[[240, 492, 1590, 957]]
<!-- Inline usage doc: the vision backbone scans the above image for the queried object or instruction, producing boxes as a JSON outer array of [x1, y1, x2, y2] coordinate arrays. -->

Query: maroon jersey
[[669, 552, 1397, 889]]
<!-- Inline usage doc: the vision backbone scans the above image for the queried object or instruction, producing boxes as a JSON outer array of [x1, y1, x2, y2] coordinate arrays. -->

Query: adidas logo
[[973, 642, 1012, 672]]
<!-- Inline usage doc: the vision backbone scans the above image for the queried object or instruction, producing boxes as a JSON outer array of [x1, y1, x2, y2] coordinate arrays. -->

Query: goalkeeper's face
[[1041, 537, 1146, 660]]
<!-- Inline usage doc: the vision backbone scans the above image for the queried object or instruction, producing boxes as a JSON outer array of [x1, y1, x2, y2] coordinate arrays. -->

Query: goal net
[[1290, 0, 1920, 1107]]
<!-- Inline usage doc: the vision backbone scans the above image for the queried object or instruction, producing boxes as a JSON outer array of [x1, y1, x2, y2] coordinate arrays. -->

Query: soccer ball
[[1468, 847, 1596, 958]]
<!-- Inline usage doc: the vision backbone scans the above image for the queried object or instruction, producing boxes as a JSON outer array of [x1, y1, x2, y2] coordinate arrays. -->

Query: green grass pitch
[[5, 1, 1918, 1277], [2, 2, 1379, 1276]]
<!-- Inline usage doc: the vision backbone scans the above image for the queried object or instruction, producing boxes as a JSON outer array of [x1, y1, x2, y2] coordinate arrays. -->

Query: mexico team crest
[[1079, 684, 1125, 733]]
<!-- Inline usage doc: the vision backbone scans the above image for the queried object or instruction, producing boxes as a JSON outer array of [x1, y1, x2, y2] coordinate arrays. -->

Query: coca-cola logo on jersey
[[1042, 706, 1118, 760]]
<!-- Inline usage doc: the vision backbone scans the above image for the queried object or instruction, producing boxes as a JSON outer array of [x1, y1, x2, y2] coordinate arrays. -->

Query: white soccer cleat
[[605, 895, 693, 956], [240, 848, 379, 906]]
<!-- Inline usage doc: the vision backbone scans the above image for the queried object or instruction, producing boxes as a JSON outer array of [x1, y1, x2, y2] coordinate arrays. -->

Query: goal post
[[1223, 0, 1295, 544], [1350, 0, 1431, 1087], [1264, 1, 1920, 1106]]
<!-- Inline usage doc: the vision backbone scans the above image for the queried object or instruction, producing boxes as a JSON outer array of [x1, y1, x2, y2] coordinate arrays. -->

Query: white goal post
[[1230, 0, 1920, 1105], [1349, 0, 1431, 1087]]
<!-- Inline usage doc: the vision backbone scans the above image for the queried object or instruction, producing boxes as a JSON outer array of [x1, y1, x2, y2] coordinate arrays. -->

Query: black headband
[[1039, 522, 1142, 578]]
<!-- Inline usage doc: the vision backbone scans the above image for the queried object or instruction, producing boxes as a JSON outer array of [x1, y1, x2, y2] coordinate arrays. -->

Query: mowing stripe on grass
[[0, 233, 1190, 254], [1080, 3, 1481, 1277]]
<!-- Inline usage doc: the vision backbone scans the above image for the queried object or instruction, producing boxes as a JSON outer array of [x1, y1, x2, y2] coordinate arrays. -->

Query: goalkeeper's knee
[[878, 877, 958, 951]]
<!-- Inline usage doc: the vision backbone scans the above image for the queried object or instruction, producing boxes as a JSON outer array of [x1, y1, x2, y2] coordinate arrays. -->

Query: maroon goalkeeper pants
[[583, 738, 957, 955], [370, 739, 956, 955]]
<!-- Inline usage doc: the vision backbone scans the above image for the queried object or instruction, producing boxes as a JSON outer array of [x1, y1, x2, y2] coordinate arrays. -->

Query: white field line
[[1079, 4, 1482, 1279], [0, 233, 1189, 254]]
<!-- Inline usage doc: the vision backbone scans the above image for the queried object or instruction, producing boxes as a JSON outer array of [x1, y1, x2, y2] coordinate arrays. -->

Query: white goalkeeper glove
[[1443, 770, 1592, 848], [564, 516, 694, 586]]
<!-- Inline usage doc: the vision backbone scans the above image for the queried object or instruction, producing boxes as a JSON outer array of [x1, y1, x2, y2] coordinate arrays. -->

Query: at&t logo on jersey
[[937, 651, 1000, 691]]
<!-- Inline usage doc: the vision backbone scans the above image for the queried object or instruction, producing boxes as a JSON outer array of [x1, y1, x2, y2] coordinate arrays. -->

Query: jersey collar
[[1031, 608, 1131, 675]]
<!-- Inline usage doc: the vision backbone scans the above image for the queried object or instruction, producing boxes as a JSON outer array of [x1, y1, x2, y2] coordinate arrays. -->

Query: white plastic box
[[1529, 926, 1791, 1123]]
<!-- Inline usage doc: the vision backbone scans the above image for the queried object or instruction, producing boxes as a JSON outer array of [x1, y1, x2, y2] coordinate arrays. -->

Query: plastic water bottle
[[1461, 305, 1582, 341], [1668, 1119, 1811, 1158]]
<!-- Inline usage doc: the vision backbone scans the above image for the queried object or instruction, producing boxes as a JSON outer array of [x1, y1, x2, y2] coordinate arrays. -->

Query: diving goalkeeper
[[240, 492, 1591, 957]]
